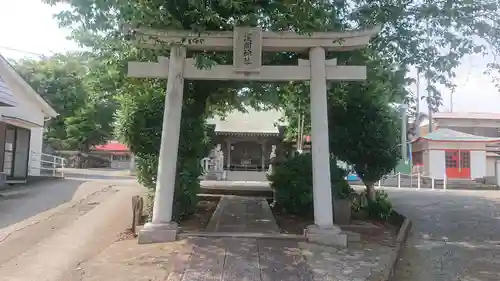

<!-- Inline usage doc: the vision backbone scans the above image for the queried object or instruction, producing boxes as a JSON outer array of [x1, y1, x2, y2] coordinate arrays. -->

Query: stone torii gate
[[125, 25, 379, 245]]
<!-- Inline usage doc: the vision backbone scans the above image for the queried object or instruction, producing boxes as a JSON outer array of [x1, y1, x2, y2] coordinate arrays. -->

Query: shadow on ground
[[0, 179, 87, 229]]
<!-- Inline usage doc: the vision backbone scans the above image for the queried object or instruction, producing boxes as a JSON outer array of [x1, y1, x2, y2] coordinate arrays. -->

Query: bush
[[361, 190, 393, 220], [268, 153, 351, 216]]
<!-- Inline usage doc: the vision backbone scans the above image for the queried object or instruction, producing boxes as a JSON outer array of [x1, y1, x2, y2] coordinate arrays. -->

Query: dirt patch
[[347, 211, 400, 247], [272, 207, 399, 246], [116, 228, 137, 241], [178, 199, 219, 232], [345, 221, 399, 247], [272, 208, 313, 235]]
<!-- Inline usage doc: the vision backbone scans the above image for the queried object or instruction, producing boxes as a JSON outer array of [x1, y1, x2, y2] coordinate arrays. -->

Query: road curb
[[370, 212, 412, 281]]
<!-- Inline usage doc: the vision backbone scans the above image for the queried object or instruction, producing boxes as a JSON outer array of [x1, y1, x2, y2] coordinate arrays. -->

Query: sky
[[0, 0, 499, 113]]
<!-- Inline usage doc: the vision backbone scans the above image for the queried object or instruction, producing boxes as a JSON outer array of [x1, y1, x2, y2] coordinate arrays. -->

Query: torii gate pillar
[[138, 45, 186, 243]]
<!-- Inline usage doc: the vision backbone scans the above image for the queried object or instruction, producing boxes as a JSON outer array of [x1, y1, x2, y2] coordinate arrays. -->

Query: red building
[[92, 141, 132, 169]]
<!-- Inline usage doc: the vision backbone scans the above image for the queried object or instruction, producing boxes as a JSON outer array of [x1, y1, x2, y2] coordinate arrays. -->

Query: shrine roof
[[207, 107, 285, 135], [93, 141, 129, 152], [433, 112, 500, 120], [414, 128, 500, 143]]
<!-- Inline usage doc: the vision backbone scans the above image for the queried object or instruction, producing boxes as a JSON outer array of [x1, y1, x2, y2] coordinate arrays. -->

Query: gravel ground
[[385, 188, 500, 281]]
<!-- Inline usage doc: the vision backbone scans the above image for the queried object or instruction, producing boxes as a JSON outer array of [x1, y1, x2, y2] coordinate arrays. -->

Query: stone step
[[200, 183, 274, 198], [205, 196, 281, 233]]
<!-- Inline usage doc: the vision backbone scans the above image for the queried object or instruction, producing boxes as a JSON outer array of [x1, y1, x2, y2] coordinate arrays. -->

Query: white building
[[0, 55, 57, 183], [412, 128, 500, 180]]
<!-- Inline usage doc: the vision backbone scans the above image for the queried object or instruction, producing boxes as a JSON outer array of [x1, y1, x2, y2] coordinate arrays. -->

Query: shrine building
[[207, 107, 286, 181], [411, 128, 500, 180]]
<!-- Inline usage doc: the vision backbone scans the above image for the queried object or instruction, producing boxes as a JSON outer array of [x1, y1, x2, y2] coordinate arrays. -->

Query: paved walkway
[[0, 170, 144, 281], [386, 188, 500, 281], [65, 236, 394, 281], [205, 196, 280, 233]]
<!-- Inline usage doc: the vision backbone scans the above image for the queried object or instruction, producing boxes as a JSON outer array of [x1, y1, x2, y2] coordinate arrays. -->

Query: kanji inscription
[[233, 27, 262, 72]]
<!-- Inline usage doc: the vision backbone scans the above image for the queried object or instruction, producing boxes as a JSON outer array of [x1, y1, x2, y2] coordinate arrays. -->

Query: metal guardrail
[[30, 151, 65, 178], [377, 172, 448, 190]]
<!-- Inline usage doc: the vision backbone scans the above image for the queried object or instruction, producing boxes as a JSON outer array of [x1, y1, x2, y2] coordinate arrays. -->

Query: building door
[[3, 126, 15, 176], [445, 150, 471, 179], [13, 127, 30, 178], [3, 125, 31, 180]]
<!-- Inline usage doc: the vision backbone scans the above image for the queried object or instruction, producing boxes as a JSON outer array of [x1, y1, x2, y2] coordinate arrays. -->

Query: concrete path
[[0, 179, 96, 229], [63, 236, 394, 281], [205, 196, 280, 233], [0, 169, 144, 281], [386, 188, 500, 281]]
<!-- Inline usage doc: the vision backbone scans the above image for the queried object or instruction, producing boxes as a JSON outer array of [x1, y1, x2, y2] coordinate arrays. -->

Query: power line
[[0, 45, 50, 57]]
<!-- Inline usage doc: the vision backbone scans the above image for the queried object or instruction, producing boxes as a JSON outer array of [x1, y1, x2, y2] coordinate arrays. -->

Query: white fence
[[377, 172, 448, 190], [30, 151, 65, 178]]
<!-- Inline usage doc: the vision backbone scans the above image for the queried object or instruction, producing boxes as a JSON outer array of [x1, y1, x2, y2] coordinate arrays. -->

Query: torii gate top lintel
[[123, 24, 380, 52]]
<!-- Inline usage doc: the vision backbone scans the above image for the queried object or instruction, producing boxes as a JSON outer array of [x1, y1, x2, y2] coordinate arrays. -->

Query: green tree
[[14, 53, 115, 151], [64, 101, 112, 152], [14, 54, 88, 149], [328, 91, 402, 201]]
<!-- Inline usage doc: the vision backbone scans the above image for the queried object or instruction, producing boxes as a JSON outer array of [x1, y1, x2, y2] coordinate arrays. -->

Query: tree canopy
[[41, 0, 500, 217], [14, 53, 115, 151]]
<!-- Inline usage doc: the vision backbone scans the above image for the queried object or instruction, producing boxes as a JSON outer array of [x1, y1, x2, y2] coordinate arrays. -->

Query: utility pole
[[450, 88, 454, 112], [401, 104, 408, 161], [427, 75, 433, 133], [415, 69, 421, 137], [424, 15, 433, 133]]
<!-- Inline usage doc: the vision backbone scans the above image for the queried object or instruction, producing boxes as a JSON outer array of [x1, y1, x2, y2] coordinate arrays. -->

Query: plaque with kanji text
[[233, 27, 262, 73]]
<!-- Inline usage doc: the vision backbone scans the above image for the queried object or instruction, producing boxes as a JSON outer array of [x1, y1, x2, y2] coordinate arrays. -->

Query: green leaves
[[328, 90, 402, 186], [14, 53, 115, 151]]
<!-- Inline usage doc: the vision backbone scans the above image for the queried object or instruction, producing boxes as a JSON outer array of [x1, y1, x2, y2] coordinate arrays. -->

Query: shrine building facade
[[207, 107, 286, 172]]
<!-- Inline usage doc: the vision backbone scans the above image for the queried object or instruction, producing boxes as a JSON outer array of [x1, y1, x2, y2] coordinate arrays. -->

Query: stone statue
[[212, 144, 224, 173], [268, 145, 277, 175]]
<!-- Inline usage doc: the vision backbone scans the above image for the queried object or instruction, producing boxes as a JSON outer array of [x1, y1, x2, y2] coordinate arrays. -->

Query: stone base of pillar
[[305, 224, 348, 247], [138, 222, 179, 244]]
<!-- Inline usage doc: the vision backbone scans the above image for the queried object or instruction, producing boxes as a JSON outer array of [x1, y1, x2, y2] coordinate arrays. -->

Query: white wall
[[0, 73, 45, 126], [428, 150, 445, 179], [111, 160, 131, 169], [422, 150, 430, 175], [486, 156, 496, 177], [0, 68, 48, 177], [28, 128, 44, 176], [470, 151, 487, 179]]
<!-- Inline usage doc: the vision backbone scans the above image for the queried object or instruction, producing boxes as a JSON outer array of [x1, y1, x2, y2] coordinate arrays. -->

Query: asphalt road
[[0, 168, 137, 229], [386, 188, 500, 281]]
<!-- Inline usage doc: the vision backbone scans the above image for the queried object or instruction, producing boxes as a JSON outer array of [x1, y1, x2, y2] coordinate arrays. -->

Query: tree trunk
[[365, 182, 375, 202]]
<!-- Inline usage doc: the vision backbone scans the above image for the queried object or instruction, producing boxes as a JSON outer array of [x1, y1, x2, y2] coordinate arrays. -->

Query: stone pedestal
[[138, 222, 179, 244], [305, 224, 348, 247]]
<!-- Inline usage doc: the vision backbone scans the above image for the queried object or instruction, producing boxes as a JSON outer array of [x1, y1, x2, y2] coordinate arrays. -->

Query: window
[[445, 151, 458, 168], [460, 151, 470, 168], [112, 154, 130, 161]]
